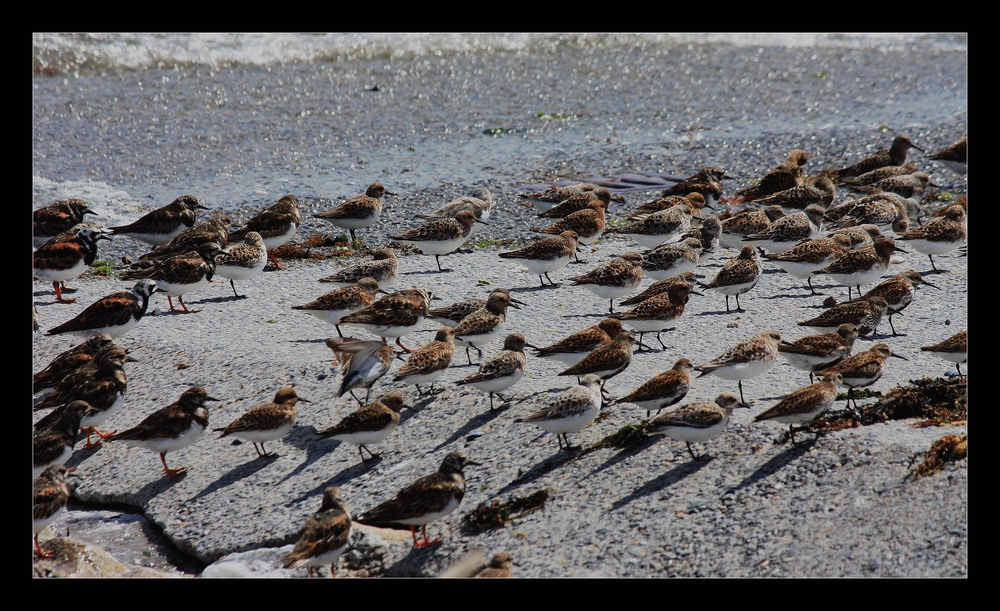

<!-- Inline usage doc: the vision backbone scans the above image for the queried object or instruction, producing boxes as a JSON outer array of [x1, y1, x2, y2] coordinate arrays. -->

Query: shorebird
[[392, 327, 456, 396], [928, 136, 967, 175], [318, 248, 398, 289], [106, 386, 221, 480], [558, 331, 638, 399], [108, 195, 208, 246], [355, 451, 478, 547], [228, 194, 301, 269], [566, 251, 644, 314], [499, 230, 580, 287], [292, 278, 383, 338], [528, 318, 623, 366], [613, 283, 699, 350], [778, 324, 859, 383], [338, 287, 433, 353], [33, 333, 115, 396], [213, 387, 308, 458], [45, 279, 158, 339], [33, 199, 96, 248], [33, 227, 112, 303], [897, 205, 967, 273], [212, 230, 268, 298], [390, 209, 484, 272], [33, 465, 76, 558], [695, 330, 782, 404], [325, 337, 396, 404], [700, 244, 763, 313], [313, 182, 394, 243], [454, 333, 528, 411], [452, 290, 525, 364], [616, 358, 694, 417], [317, 393, 408, 462], [754, 373, 842, 445], [281, 486, 353, 577], [646, 392, 750, 460], [118, 243, 220, 313], [730, 149, 810, 203], [514, 374, 603, 451], [817, 343, 908, 412], [832, 135, 922, 181], [850, 270, 939, 336], [921, 330, 967, 378], [798, 296, 889, 338], [417, 187, 493, 223]]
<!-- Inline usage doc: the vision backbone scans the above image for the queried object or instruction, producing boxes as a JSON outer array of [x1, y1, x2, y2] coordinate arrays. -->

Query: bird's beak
[[509, 297, 527, 308], [890, 353, 909, 361], [475, 219, 489, 225]]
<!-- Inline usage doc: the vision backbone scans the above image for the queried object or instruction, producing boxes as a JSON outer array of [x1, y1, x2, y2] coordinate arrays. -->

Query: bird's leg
[[159, 452, 186, 479], [229, 279, 243, 298], [737, 380, 747, 404], [685, 442, 699, 460], [395, 337, 414, 353], [34, 534, 55, 559], [52, 281, 76, 303]]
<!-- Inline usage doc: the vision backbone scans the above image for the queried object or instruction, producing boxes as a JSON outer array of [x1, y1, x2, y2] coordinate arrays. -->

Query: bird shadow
[[186, 451, 279, 504], [492, 441, 583, 497], [512, 283, 562, 293], [695, 308, 745, 317], [725, 438, 817, 494], [607, 453, 716, 513], [291, 456, 384, 506], [197, 294, 246, 305], [432, 398, 511, 452]]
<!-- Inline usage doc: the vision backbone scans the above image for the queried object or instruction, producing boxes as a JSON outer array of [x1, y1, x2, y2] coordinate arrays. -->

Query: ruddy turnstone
[[390, 209, 483, 272], [921, 330, 967, 377], [45, 279, 158, 339], [718, 205, 786, 250], [616, 204, 696, 249], [108, 194, 208, 246], [214, 386, 308, 458], [318, 248, 399, 289], [695, 330, 783, 404], [33, 199, 96, 248], [106, 386, 220, 479], [317, 392, 407, 462], [531, 199, 608, 258], [325, 337, 397, 404], [313, 183, 394, 243], [292, 277, 383, 338], [337, 287, 433, 352], [852, 270, 939, 336], [33, 333, 114, 396], [355, 451, 478, 547], [832, 135, 922, 181], [762, 234, 852, 294], [817, 343, 907, 412], [228, 194, 301, 269], [282, 486, 353, 577], [839, 162, 918, 187], [731, 149, 810, 203], [528, 317, 623, 366], [928, 136, 967, 175], [742, 204, 825, 254], [567, 251, 644, 314], [33, 400, 92, 481], [798, 296, 889, 338], [753, 175, 836, 210], [33, 464, 76, 558], [119, 243, 220, 313], [515, 374, 603, 451], [427, 288, 515, 327], [701, 244, 763, 313], [517, 182, 595, 212], [620, 271, 699, 306], [454, 333, 528, 411], [33, 227, 111, 303], [646, 392, 749, 459], [613, 283, 699, 350], [136, 213, 231, 264], [417, 187, 493, 223], [558, 331, 637, 398], [536, 186, 614, 219], [898, 205, 967, 273], [778, 323, 860, 383], [392, 326, 456, 396], [812, 237, 902, 300], [213, 230, 268, 298], [498, 230, 580, 287], [33, 344, 135, 448], [754, 372, 843, 444], [640, 238, 702, 281], [452, 291, 525, 364], [616, 358, 694, 417], [474, 552, 516, 578]]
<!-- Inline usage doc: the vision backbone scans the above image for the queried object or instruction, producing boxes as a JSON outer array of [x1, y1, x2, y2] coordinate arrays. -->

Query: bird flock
[[32, 133, 967, 576]]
